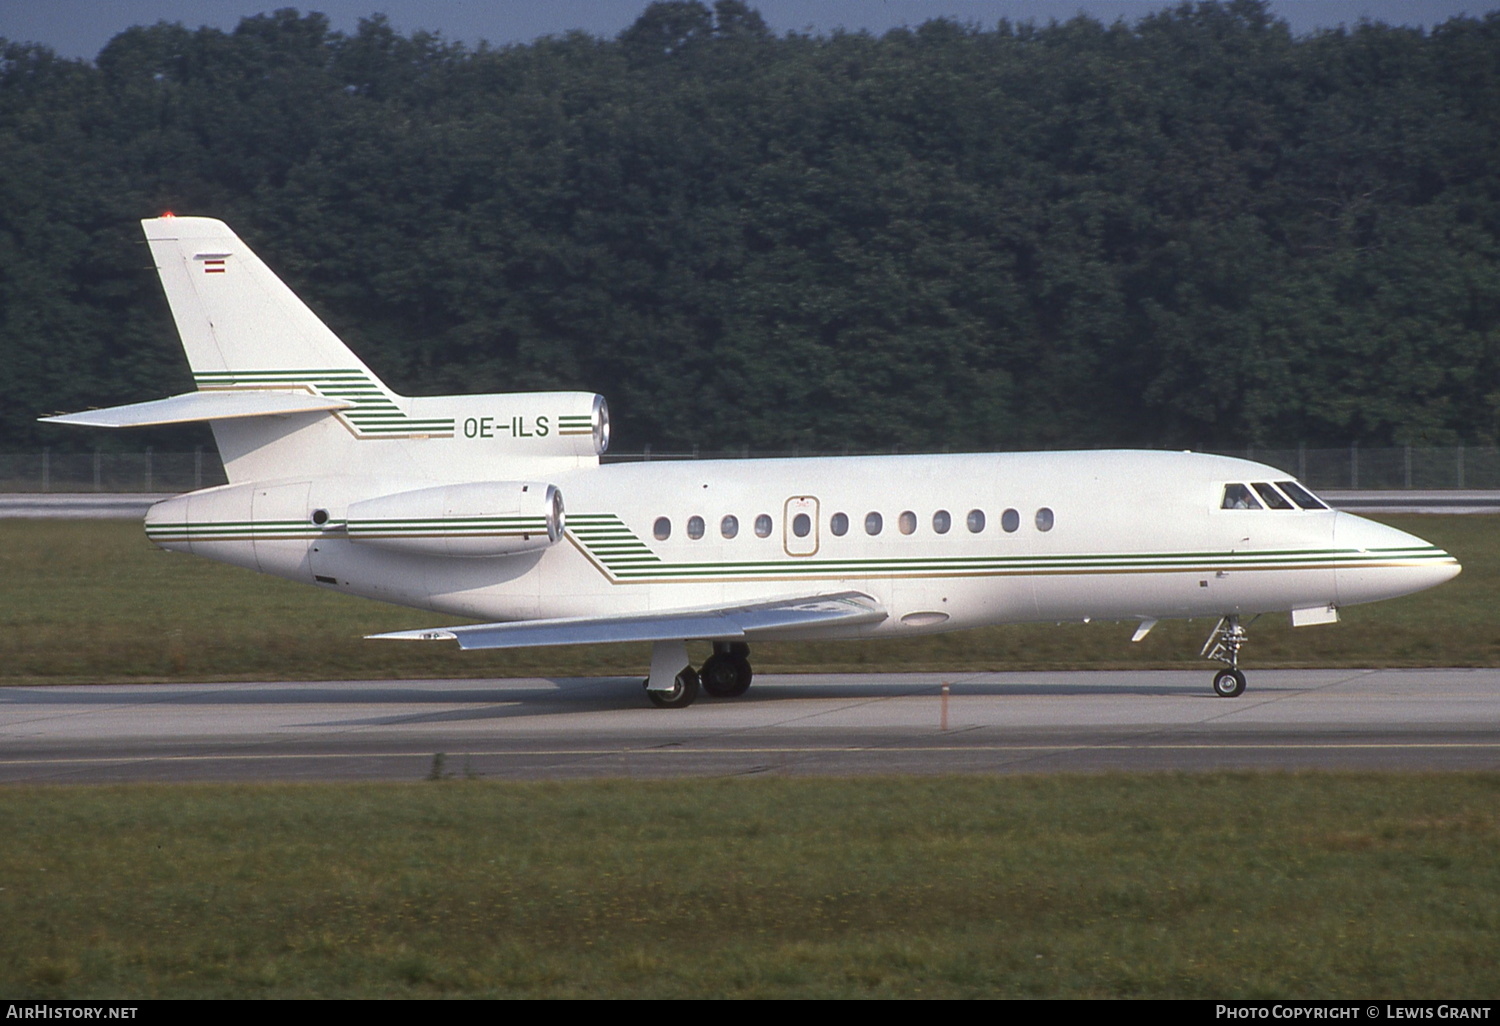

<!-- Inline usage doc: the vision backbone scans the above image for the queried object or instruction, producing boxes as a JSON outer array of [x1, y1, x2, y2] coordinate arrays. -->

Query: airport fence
[[0, 449, 228, 494], [4, 445, 1499, 493]]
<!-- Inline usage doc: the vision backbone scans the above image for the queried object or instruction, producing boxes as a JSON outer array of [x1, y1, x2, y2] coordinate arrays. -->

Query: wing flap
[[40, 390, 354, 428], [369, 591, 886, 650]]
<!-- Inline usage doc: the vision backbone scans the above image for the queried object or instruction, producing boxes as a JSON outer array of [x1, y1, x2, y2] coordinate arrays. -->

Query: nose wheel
[[1202, 616, 1249, 698], [1212, 668, 1246, 698]]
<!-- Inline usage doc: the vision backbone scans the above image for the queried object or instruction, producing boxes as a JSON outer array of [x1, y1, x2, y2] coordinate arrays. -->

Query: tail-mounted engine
[[345, 481, 564, 558], [146, 479, 565, 564], [442, 392, 609, 458]]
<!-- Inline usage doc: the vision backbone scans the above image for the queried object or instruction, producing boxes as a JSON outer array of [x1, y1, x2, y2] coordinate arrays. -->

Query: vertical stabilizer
[[142, 216, 455, 482], [143, 216, 389, 393]]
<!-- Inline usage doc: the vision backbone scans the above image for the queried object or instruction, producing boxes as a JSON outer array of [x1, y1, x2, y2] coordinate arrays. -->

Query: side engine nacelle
[[344, 481, 564, 558]]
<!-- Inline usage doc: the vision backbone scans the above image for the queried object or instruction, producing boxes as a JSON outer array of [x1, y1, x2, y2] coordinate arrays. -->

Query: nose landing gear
[[1202, 616, 1248, 698]]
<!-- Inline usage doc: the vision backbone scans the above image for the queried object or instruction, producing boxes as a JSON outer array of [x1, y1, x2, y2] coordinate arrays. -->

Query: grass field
[[1, 515, 1494, 683], [3, 775, 1498, 999]]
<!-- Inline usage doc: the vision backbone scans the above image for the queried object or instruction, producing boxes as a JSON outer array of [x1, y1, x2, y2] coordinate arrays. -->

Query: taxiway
[[3, 668, 1498, 782]]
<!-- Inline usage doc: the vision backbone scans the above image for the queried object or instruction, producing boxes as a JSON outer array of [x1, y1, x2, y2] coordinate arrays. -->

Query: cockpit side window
[[1276, 481, 1329, 510], [1252, 482, 1295, 510], [1221, 483, 1263, 510]]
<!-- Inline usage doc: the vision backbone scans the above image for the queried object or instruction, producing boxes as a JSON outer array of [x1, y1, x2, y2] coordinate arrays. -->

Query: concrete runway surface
[[3, 668, 1499, 783]]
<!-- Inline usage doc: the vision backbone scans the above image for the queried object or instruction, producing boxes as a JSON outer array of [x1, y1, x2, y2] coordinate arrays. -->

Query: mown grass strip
[[2, 775, 1497, 999]]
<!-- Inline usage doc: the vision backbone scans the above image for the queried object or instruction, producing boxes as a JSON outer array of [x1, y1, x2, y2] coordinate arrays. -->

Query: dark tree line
[[4, 0, 1499, 453]]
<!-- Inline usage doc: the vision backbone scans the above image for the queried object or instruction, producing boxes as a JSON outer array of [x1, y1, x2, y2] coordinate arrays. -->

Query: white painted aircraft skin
[[43, 217, 1460, 705]]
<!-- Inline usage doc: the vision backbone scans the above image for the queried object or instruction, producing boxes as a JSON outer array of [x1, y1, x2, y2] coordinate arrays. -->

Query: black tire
[[646, 666, 701, 708], [701, 653, 753, 698], [1212, 668, 1246, 698]]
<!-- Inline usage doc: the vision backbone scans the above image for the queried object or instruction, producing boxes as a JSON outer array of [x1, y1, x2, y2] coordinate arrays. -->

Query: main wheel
[[646, 666, 701, 708], [1212, 668, 1246, 698], [701, 653, 753, 698]]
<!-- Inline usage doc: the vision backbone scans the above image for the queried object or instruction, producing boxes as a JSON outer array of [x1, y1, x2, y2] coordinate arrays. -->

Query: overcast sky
[[3, 1, 1498, 61]]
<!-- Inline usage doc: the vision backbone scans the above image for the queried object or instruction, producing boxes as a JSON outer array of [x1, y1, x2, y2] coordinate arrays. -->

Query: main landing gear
[[644, 641, 752, 708], [1201, 615, 1248, 698]]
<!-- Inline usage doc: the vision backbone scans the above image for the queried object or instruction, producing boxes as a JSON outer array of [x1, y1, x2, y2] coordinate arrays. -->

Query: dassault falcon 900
[[43, 216, 1461, 706]]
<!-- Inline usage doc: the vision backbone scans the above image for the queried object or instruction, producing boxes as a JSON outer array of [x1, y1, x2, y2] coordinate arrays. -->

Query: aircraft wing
[[368, 591, 887, 650], [39, 390, 354, 428]]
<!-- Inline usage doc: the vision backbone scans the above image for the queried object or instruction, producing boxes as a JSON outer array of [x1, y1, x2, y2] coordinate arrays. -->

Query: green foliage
[[5, 1, 1500, 453]]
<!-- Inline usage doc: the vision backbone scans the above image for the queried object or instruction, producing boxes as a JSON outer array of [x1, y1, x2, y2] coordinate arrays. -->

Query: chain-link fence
[[0, 450, 229, 493], [4, 446, 1498, 492]]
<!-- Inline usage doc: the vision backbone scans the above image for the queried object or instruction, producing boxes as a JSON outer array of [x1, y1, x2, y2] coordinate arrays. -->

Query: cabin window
[[933, 510, 951, 534], [755, 514, 773, 538], [721, 514, 739, 539], [967, 509, 986, 533], [1001, 508, 1020, 533], [898, 510, 917, 535], [687, 515, 705, 539], [1252, 483, 1295, 510], [1277, 481, 1328, 510], [1221, 483, 1262, 510], [792, 513, 812, 538], [865, 512, 883, 536], [1035, 507, 1054, 532], [653, 517, 671, 540], [830, 512, 849, 536]]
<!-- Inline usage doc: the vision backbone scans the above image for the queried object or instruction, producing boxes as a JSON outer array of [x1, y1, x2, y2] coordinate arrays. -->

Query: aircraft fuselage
[[144, 448, 1456, 641]]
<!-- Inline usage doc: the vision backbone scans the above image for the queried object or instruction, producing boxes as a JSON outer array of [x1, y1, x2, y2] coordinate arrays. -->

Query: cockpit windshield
[[1221, 483, 1262, 509], [1253, 482, 1295, 509], [1276, 481, 1329, 510], [1222, 480, 1330, 511]]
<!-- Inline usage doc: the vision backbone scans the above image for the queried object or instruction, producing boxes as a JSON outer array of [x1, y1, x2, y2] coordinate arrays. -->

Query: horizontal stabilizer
[[369, 591, 887, 650], [39, 390, 354, 428]]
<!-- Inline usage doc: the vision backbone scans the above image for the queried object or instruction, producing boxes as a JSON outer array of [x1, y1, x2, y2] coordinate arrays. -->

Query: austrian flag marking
[[203, 259, 226, 274]]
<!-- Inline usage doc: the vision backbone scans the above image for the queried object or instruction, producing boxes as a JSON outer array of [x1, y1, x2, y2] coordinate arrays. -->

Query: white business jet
[[43, 217, 1461, 706]]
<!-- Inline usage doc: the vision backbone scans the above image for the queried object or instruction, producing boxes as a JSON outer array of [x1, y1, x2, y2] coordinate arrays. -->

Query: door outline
[[783, 495, 820, 557]]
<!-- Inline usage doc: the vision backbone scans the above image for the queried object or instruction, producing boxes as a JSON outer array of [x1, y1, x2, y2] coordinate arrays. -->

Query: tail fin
[[143, 215, 392, 397], [140, 216, 461, 483]]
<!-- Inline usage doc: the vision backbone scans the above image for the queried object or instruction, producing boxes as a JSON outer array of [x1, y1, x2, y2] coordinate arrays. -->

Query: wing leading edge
[[39, 390, 354, 428], [368, 591, 887, 650]]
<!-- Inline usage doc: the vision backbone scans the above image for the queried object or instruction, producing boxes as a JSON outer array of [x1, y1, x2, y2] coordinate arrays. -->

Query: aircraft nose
[[1332, 512, 1461, 607]]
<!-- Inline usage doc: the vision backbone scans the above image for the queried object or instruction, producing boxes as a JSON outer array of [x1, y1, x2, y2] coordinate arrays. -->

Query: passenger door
[[783, 496, 820, 557]]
